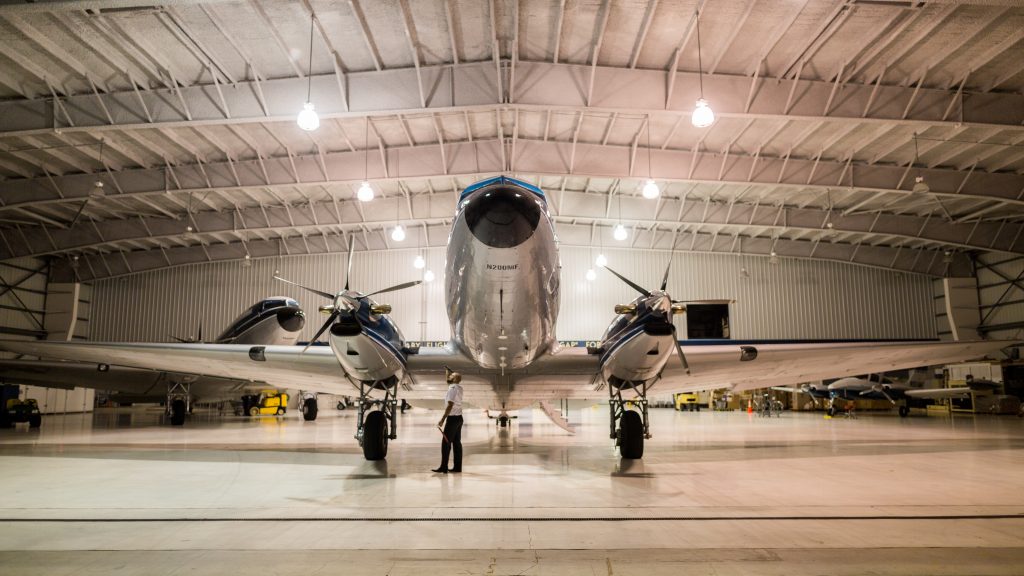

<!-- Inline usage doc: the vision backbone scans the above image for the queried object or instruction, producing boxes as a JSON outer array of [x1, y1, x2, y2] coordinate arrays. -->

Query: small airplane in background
[[775, 372, 1000, 417], [0, 297, 305, 425]]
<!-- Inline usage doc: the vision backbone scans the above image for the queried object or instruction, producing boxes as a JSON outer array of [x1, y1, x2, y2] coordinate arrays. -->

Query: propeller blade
[[672, 299, 735, 306], [170, 336, 190, 343], [273, 275, 335, 300], [670, 325, 691, 375], [344, 241, 354, 291], [197, 320, 202, 344], [660, 257, 671, 291], [363, 280, 422, 298], [603, 266, 651, 297], [302, 310, 339, 354]]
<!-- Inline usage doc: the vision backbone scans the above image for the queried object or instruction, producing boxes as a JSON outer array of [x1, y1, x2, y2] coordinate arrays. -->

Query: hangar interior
[[1, 0, 1023, 574]]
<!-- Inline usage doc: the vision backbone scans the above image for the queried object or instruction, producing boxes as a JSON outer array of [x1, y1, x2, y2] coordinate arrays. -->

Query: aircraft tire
[[619, 410, 644, 459], [302, 398, 318, 421], [363, 410, 388, 460], [898, 405, 910, 418], [171, 400, 187, 426]]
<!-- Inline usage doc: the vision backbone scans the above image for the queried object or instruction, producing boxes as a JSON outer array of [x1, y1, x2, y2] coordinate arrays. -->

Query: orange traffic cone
[[747, 399, 753, 414]]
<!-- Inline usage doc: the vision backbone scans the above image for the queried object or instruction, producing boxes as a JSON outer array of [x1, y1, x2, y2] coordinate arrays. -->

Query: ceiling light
[[357, 181, 374, 202], [586, 269, 597, 281], [413, 255, 425, 269], [242, 254, 252, 268], [769, 251, 779, 265], [613, 224, 628, 241], [692, 98, 715, 128], [391, 224, 406, 242], [642, 179, 660, 199], [739, 266, 750, 279], [90, 180, 105, 198], [296, 14, 319, 132], [296, 102, 319, 131], [912, 175, 930, 193], [423, 269, 435, 282], [595, 253, 608, 267]]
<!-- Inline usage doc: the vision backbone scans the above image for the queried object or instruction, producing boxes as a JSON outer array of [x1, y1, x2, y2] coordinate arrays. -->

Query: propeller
[[864, 384, 896, 405], [602, 264, 693, 375], [273, 274, 421, 353]]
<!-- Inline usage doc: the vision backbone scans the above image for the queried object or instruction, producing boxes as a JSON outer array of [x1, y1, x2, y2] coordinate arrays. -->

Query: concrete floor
[[1, 404, 1023, 575]]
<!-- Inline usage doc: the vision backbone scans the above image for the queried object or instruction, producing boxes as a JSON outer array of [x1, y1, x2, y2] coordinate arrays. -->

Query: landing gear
[[898, 405, 910, 418], [301, 393, 318, 421], [166, 381, 191, 426], [498, 414, 510, 428], [355, 378, 399, 461], [608, 378, 650, 459]]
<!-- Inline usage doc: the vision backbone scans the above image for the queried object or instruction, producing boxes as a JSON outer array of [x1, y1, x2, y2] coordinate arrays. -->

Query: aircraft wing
[[651, 340, 1013, 396], [903, 387, 973, 399], [0, 340, 355, 395]]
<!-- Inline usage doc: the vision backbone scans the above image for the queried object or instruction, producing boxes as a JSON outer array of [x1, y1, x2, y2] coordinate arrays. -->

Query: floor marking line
[[1, 514, 1022, 523]]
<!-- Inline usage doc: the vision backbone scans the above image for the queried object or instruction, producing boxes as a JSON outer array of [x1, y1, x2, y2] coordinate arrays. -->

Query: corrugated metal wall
[[975, 254, 1024, 342], [92, 247, 936, 343]]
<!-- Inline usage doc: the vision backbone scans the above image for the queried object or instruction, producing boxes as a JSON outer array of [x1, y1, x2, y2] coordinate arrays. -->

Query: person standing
[[432, 369, 464, 474]]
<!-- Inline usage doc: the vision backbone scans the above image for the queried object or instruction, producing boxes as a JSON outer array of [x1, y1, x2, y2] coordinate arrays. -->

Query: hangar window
[[686, 304, 730, 339]]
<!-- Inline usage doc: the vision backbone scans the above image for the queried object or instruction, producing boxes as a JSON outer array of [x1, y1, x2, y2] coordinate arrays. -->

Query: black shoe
[[450, 468, 461, 473], [431, 467, 448, 474]]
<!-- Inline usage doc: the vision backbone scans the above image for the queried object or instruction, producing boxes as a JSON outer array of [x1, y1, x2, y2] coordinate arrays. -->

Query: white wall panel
[[558, 248, 935, 340], [92, 246, 936, 344]]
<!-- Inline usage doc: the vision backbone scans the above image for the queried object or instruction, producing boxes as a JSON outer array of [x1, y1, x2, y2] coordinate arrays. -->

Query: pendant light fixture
[[413, 254, 426, 269], [391, 149, 405, 241], [641, 115, 660, 199], [296, 14, 320, 132], [595, 253, 608, 267], [613, 193, 628, 241], [691, 9, 715, 129], [423, 269, 436, 282], [357, 117, 375, 201], [90, 139, 106, 198], [911, 133, 929, 193], [586, 268, 597, 281]]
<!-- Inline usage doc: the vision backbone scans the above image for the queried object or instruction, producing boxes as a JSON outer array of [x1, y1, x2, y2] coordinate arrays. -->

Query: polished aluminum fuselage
[[445, 186, 560, 371]]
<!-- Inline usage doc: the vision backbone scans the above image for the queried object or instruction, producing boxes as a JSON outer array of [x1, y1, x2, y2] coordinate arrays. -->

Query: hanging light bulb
[[912, 175, 930, 193], [613, 224, 628, 241], [692, 98, 715, 128], [641, 179, 660, 199], [739, 266, 750, 279], [595, 253, 608, 267], [586, 269, 597, 281], [391, 224, 406, 242], [423, 269, 435, 282], [413, 254, 425, 269], [242, 253, 253, 268], [769, 251, 779, 265], [296, 102, 319, 131], [90, 180, 105, 198], [357, 181, 374, 202]]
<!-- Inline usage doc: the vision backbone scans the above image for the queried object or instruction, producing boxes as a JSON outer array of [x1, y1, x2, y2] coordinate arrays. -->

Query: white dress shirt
[[444, 383, 464, 416]]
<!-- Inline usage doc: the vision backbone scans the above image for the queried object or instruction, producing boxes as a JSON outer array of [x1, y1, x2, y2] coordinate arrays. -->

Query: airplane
[[0, 297, 305, 425], [0, 176, 1013, 460], [776, 372, 1000, 417]]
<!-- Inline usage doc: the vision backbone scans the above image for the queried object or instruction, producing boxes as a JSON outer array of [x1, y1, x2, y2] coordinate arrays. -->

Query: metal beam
[[3, 61, 1021, 139]]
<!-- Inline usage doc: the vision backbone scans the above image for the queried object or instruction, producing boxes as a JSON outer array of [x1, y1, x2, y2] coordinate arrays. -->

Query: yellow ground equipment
[[241, 391, 288, 416], [2, 398, 42, 428], [674, 393, 701, 411]]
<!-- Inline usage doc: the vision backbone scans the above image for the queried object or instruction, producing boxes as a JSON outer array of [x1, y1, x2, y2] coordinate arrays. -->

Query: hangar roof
[[0, 0, 1022, 280]]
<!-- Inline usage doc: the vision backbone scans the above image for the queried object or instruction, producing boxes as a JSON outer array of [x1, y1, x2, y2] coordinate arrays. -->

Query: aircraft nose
[[277, 308, 305, 333], [465, 186, 541, 248]]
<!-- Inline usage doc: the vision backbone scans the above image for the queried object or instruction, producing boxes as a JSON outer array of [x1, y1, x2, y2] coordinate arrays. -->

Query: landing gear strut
[[355, 379, 399, 461], [166, 381, 191, 426], [608, 378, 650, 459]]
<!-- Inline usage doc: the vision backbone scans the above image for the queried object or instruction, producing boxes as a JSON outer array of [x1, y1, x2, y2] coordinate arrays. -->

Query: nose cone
[[277, 308, 305, 332], [465, 186, 542, 248]]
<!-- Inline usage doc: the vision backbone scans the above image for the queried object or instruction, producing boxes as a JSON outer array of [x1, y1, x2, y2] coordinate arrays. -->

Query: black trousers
[[440, 415, 463, 470]]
